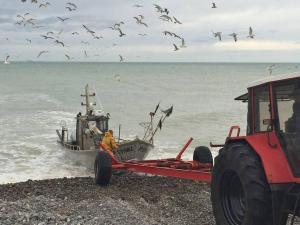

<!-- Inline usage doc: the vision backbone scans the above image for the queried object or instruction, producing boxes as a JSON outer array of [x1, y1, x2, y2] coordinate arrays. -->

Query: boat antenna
[[148, 105, 173, 144], [92, 85, 105, 112]]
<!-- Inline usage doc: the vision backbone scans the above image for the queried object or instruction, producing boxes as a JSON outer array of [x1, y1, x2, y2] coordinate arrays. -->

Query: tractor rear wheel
[[193, 146, 213, 164], [211, 143, 273, 225], [94, 151, 112, 186]]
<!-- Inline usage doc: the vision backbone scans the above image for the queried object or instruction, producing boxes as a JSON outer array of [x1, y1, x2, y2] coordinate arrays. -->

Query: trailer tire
[[193, 146, 213, 164], [211, 143, 273, 225], [94, 151, 112, 186]]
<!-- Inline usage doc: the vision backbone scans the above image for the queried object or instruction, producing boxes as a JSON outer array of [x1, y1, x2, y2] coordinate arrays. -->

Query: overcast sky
[[1, 0, 300, 62]]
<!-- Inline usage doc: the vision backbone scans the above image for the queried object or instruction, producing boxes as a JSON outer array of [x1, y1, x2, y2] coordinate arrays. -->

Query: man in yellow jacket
[[101, 130, 119, 152]]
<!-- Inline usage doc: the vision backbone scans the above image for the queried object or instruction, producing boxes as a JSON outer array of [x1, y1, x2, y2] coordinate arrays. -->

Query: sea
[[0, 62, 298, 184]]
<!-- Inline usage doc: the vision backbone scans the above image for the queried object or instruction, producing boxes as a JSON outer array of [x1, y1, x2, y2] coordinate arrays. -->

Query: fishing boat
[[56, 84, 172, 170]]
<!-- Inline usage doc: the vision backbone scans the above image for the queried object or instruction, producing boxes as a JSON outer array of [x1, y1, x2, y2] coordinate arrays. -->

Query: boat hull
[[60, 139, 153, 170]]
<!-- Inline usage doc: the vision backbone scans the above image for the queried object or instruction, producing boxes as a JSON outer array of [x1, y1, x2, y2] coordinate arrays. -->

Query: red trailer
[[94, 73, 300, 225]]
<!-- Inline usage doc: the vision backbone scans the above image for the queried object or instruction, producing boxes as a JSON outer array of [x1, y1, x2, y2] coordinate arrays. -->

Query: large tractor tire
[[94, 151, 112, 186], [193, 146, 213, 164], [211, 143, 273, 225]]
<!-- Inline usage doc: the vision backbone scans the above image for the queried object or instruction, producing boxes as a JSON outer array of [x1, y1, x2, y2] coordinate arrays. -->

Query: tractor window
[[274, 79, 300, 177], [253, 85, 271, 132]]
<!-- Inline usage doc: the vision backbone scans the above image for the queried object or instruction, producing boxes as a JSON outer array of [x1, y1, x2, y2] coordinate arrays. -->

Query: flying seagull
[[247, 27, 255, 39], [57, 17, 70, 22], [26, 39, 31, 44], [212, 2, 217, 8], [163, 31, 173, 37], [41, 35, 54, 40], [133, 4, 143, 7], [267, 64, 276, 76], [212, 31, 222, 41], [65, 54, 71, 60], [173, 44, 179, 51], [72, 32, 79, 35], [133, 16, 148, 27], [67, 2, 77, 9], [159, 15, 173, 22], [173, 17, 182, 24], [117, 28, 126, 37], [229, 33, 238, 42], [180, 38, 187, 48], [55, 40, 65, 47], [119, 55, 124, 62], [37, 50, 49, 58]]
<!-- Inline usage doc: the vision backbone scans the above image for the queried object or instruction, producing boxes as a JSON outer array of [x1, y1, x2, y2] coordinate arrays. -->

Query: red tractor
[[94, 73, 300, 225]]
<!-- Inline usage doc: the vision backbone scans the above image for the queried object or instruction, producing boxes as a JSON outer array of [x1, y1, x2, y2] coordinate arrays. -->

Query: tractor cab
[[236, 73, 300, 177], [211, 73, 300, 225]]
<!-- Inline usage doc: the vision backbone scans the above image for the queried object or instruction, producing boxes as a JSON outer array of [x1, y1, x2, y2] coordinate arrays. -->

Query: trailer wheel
[[193, 146, 213, 164], [94, 151, 112, 186], [211, 143, 273, 225]]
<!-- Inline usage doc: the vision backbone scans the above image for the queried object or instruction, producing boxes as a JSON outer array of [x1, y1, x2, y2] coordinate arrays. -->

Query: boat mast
[[81, 84, 96, 115]]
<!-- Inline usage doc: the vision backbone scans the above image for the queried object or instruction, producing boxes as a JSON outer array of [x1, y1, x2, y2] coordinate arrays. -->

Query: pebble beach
[[0, 174, 214, 225]]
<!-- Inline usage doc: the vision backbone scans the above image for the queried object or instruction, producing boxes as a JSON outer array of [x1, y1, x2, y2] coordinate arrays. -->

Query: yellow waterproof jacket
[[101, 132, 118, 152]]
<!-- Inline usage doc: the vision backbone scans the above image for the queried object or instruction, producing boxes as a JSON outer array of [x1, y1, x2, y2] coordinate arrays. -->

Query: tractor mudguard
[[226, 132, 296, 184]]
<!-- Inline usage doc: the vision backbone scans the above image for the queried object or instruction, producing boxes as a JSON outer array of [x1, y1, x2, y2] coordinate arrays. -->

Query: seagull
[[159, 15, 173, 22], [247, 27, 255, 39], [55, 40, 65, 47], [37, 50, 49, 58], [82, 24, 95, 34], [267, 64, 276, 76], [229, 33, 238, 42], [26, 39, 31, 44], [65, 6, 74, 11], [67, 2, 77, 9], [39, 3, 50, 8], [41, 35, 54, 40], [163, 8, 169, 15], [4, 55, 10, 64], [72, 32, 79, 35], [119, 55, 124, 62], [133, 4, 143, 7], [114, 74, 121, 82], [92, 34, 103, 39], [153, 4, 164, 13], [173, 44, 179, 51], [57, 17, 70, 22], [163, 31, 173, 37], [133, 16, 148, 27], [173, 17, 182, 24], [65, 54, 71, 60], [114, 22, 124, 29], [138, 33, 147, 36], [117, 28, 126, 37], [180, 38, 187, 48], [212, 2, 217, 8], [212, 31, 222, 41], [171, 32, 182, 39], [84, 50, 88, 58], [47, 31, 54, 36]]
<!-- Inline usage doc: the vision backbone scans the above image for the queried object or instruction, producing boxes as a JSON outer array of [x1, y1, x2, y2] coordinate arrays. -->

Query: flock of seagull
[[5, 1, 258, 63], [8, 0, 189, 62], [210, 2, 256, 42]]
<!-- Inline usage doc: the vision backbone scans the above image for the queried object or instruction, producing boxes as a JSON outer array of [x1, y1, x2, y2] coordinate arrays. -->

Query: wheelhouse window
[[274, 79, 300, 176], [253, 85, 271, 132]]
